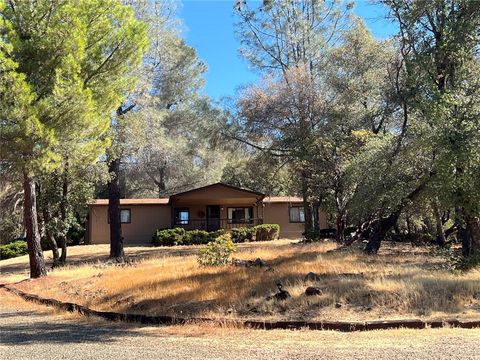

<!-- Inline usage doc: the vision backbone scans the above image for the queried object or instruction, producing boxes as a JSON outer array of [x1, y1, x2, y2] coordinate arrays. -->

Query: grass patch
[[2, 240, 479, 322]]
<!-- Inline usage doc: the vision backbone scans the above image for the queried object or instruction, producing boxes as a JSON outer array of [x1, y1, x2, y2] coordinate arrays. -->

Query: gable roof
[[90, 184, 306, 206], [169, 182, 265, 199]]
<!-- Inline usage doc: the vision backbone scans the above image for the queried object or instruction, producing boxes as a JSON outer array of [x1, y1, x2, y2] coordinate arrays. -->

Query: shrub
[[184, 230, 211, 245], [230, 227, 255, 243], [455, 254, 480, 271], [198, 234, 236, 266], [152, 228, 185, 246], [185, 229, 225, 245], [254, 224, 280, 241], [152, 228, 226, 246], [0, 241, 28, 260]]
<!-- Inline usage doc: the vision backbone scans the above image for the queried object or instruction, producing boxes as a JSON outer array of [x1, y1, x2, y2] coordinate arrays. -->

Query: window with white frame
[[227, 207, 253, 223], [289, 206, 305, 223]]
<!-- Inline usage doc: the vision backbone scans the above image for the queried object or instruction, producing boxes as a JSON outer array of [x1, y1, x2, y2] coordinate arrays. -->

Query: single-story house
[[87, 183, 327, 244]]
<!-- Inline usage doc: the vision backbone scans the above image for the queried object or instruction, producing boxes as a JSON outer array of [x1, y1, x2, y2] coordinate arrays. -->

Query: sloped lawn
[[2, 240, 480, 322]]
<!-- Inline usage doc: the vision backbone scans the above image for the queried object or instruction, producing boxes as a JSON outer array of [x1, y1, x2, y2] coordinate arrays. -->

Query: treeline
[[225, 0, 480, 256]]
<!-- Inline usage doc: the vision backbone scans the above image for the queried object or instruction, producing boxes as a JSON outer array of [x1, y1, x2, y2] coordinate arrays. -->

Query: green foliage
[[151, 228, 225, 247], [151, 228, 186, 246], [197, 234, 236, 266], [0, 218, 21, 245], [151, 225, 280, 247], [0, 241, 28, 260], [431, 245, 480, 271], [230, 227, 255, 243], [254, 224, 280, 241], [184, 229, 226, 245], [455, 255, 480, 271]]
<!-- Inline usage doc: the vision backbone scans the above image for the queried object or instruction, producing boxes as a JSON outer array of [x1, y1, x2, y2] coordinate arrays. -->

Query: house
[[87, 183, 327, 244]]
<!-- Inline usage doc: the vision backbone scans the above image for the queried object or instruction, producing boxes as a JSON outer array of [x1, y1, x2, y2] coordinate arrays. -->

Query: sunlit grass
[[3, 240, 480, 321]]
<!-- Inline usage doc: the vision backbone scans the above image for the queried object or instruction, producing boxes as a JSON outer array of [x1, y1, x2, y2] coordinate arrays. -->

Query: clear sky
[[179, 0, 397, 101]]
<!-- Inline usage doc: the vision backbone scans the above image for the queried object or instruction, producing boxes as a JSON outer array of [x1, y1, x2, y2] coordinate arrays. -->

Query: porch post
[[170, 199, 175, 228]]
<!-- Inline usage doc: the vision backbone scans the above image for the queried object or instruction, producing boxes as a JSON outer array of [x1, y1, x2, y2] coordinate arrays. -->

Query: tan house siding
[[88, 183, 329, 244], [262, 202, 327, 239], [89, 204, 170, 245]]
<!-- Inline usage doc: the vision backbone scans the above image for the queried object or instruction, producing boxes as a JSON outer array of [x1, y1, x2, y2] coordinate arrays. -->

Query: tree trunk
[[158, 161, 166, 198], [470, 217, 480, 256], [335, 209, 346, 243], [108, 156, 124, 260], [23, 170, 47, 278], [56, 163, 69, 266], [42, 207, 60, 262], [363, 178, 428, 254], [312, 201, 320, 235], [301, 170, 313, 238], [432, 200, 446, 247], [364, 209, 401, 254], [460, 216, 480, 257]]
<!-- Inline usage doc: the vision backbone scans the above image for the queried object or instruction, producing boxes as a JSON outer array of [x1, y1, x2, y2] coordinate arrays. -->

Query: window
[[175, 208, 189, 225], [228, 207, 253, 224], [289, 206, 305, 223], [120, 209, 131, 223], [108, 209, 130, 224]]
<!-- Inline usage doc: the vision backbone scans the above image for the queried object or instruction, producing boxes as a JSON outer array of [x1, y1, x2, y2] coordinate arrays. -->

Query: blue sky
[[179, 0, 397, 101]]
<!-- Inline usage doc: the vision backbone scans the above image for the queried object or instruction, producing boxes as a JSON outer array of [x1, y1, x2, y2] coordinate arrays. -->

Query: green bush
[[455, 254, 480, 271], [0, 241, 28, 260], [198, 234, 236, 266], [254, 224, 280, 241], [152, 228, 226, 246], [151, 224, 280, 247], [152, 228, 186, 246], [185, 229, 225, 245], [230, 227, 255, 243]]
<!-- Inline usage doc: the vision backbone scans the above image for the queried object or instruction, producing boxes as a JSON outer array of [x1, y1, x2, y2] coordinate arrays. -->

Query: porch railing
[[174, 218, 263, 231]]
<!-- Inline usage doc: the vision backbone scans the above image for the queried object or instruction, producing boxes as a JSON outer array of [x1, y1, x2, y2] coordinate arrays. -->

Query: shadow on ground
[[0, 309, 146, 345]]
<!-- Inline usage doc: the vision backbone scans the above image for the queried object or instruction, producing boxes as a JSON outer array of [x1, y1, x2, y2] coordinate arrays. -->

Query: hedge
[[152, 224, 280, 247], [230, 227, 255, 243], [152, 228, 185, 246], [0, 241, 28, 260], [184, 229, 225, 245], [255, 224, 280, 241]]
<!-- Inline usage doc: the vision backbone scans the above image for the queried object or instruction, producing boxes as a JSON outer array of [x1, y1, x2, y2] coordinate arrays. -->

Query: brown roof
[[263, 196, 303, 203], [91, 198, 169, 205], [170, 182, 265, 199]]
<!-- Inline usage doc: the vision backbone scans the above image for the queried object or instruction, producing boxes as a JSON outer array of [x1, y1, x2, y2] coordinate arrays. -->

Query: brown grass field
[[1, 240, 479, 322]]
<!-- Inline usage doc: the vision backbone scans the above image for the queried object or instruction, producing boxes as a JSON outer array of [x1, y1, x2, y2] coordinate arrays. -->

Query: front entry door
[[206, 205, 221, 231]]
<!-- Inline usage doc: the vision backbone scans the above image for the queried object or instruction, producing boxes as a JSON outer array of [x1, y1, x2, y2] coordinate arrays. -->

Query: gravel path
[[1, 305, 479, 360]]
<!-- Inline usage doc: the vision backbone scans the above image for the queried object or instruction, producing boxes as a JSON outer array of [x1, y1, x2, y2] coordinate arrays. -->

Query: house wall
[[89, 204, 171, 245], [89, 201, 327, 244], [263, 203, 327, 239]]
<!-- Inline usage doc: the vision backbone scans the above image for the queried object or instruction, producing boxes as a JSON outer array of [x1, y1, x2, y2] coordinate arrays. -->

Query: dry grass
[[2, 240, 480, 322]]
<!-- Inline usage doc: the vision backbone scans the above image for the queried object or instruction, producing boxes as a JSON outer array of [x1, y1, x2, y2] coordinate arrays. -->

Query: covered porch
[[168, 183, 265, 231]]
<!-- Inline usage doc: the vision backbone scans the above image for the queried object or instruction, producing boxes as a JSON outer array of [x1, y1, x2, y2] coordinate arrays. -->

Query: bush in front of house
[[230, 227, 255, 243], [151, 225, 280, 247], [152, 228, 186, 246], [254, 224, 280, 241], [184, 229, 226, 245], [0, 240, 28, 260], [197, 233, 236, 266]]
